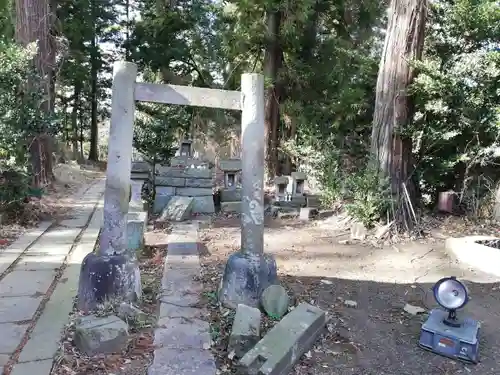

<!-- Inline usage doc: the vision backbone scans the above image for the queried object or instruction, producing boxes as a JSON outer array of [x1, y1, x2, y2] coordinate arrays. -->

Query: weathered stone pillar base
[[218, 251, 277, 309], [77, 252, 142, 312]]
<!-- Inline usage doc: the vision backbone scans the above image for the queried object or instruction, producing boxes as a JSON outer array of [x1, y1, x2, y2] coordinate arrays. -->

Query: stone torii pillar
[[77, 62, 141, 311], [218, 74, 278, 309]]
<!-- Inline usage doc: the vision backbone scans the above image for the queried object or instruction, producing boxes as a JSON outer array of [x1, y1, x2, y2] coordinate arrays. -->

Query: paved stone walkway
[[0, 179, 105, 375], [149, 221, 216, 375]]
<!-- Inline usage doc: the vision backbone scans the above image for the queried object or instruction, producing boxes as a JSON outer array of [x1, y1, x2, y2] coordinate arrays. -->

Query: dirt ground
[[199, 214, 500, 375]]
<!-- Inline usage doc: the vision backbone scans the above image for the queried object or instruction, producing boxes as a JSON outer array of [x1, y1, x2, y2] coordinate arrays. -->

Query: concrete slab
[[154, 317, 211, 349], [150, 221, 215, 375], [0, 270, 56, 297], [238, 303, 326, 375], [14, 254, 66, 271], [166, 242, 198, 256], [0, 222, 52, 274], [164, 254, 200, 269], [148, 347, 216, 375], [158, 303, 206, 322], [0, 296, 43, 323], [10, 359, 53, 375], [0, 323, 30, 354], [160, 268, 203, 308], [17, 201, 104, 364], [0, 353, 9, 367]]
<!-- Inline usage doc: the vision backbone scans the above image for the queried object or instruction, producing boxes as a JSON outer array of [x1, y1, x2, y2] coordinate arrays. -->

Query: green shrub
[[343, 165, 392, 228]]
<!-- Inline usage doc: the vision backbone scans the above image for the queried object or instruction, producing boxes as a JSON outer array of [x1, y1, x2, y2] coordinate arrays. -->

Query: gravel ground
[[199, 214, 500, 375]]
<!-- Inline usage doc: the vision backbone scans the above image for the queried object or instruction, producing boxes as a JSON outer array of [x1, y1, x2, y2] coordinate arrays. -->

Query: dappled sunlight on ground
[[200, 214, 500, 375]]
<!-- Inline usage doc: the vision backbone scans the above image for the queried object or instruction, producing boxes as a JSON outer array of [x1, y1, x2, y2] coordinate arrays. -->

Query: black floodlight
[[433, 276, 468, 325], [419, 276, 480, 363]]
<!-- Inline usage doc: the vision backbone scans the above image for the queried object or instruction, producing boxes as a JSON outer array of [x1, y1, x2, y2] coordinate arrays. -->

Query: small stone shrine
[[128, 161, 150, 251], [219, 159, 242, 213], [153, 140, 215, 215]]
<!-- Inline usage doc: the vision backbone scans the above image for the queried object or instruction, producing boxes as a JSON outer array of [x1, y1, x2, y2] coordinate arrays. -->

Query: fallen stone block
[[228, 304, 261, 358], [74, 315, 129, 356], [159, 196, 194, 222], [221, 201, 241, 213], [239, 302, 326, 375], [127, 211, 148, 250], [261, 284, 289, 319]]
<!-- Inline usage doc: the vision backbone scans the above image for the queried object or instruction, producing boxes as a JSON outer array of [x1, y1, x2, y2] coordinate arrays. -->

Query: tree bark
[[15, 0, 55, 187], [263, 8, 283, 180], [71, 81, 82, 160], [371, 0, 427, 228], [88, 38, 99, 161], [88, 0, 99, 162]]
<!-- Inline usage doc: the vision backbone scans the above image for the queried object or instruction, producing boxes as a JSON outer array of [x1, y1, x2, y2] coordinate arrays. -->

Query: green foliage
[[343, 166, 392, 228], [0, 167, 30, 213], [408, 0, 500, 206]]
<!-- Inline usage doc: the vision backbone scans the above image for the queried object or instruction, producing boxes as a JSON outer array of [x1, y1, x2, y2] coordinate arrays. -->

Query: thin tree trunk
[[263, 9, 283, 180], [71, 81, 82, 160], [88, 0, 99, 162], [371, 0, 427, 229]]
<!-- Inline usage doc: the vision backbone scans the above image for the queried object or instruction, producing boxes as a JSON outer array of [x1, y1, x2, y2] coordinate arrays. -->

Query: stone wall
[[153, 158, 215, 214]]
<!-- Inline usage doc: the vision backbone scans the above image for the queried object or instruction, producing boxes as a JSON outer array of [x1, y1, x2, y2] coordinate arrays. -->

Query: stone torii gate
[[78, 61, 277, 310]]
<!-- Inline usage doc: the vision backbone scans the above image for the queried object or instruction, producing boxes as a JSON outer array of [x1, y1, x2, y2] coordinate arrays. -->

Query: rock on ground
[[74, 314, 129, 356], [228, 304, 261, 358], [261, 284, 289, 319]]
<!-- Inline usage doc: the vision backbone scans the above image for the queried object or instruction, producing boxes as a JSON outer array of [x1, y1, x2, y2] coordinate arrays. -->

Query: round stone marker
[[260, 284, 289, 319]]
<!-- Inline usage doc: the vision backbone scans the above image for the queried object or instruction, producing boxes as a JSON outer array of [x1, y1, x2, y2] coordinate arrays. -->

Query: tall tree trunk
[[263, 8, 283, 180], [88, 0, 99, 162], [371, 0, 427, 229], [71, 81, 82, 160], [15, 0, 55, 187]]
